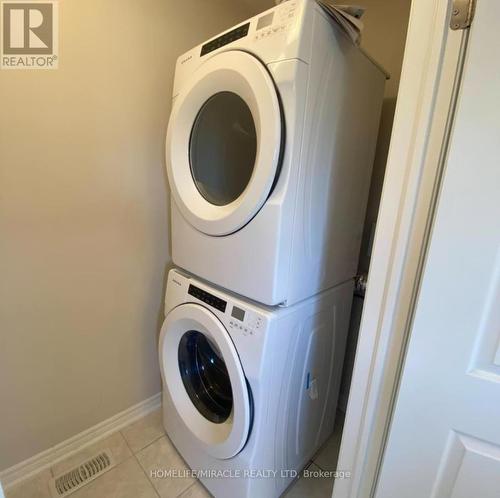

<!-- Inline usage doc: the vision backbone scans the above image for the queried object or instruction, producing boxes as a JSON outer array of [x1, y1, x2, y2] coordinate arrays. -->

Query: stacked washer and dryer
[[159, 0, 386, 496]]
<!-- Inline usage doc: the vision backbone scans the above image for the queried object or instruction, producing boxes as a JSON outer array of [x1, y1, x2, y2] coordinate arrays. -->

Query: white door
[[376, 1, 500, 496], [159, 303, 252, 459], [166, 50, 283, 236]]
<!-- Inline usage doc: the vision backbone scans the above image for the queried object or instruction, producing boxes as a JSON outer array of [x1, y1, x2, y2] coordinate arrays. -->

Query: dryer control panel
[[253, 1, 298, 42], [200, 23, 250, 56]]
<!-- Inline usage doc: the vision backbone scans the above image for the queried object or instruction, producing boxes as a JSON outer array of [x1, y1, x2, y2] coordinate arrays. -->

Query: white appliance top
[[171, 0, 388, 98]]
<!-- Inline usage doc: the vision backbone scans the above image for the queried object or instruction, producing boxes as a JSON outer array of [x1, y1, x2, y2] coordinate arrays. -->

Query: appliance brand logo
[[1, 1, 58, 69]]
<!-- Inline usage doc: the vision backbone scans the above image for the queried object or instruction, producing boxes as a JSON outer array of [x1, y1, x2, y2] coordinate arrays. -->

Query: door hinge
[[450, 0, 476, 30]]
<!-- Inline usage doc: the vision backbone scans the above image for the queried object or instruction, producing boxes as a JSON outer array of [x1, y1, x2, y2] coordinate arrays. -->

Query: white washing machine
[[159, 269, 353, 498], [166, 0, 386, 306]]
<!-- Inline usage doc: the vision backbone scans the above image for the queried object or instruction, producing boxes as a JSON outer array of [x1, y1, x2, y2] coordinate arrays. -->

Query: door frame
[[333, 1, 470, 497]]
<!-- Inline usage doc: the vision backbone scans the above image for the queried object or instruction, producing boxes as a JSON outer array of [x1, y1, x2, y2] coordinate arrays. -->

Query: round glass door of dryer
[[159, 303, 252, 459], [166, 50, 284, 236], [190, 92, 257, 207]]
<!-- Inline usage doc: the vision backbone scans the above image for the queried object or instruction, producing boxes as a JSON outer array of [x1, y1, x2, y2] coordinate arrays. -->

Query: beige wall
[[0, 0, 252, 470]]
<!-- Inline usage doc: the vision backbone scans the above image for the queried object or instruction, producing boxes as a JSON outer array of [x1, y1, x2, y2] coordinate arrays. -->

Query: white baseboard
[[0, 392, 162, 490]]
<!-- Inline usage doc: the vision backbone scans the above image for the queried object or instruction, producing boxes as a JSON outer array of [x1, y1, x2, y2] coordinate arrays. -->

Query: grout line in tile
[[133, 452, 149, 478], [132, 454, 161, 498], [119, 428, 135, 454], [313, 455, 342, 473], [135, 433, 165, 456], [176, 480, 198, 498], [134, 433, 166, 456], [311, 459, 328, 472], [118, 414, 166, 455]]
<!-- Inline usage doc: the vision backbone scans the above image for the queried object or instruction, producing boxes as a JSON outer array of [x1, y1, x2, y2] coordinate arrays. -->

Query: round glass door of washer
[[178, 330, 233, 423], [159, 303, 252, 459]]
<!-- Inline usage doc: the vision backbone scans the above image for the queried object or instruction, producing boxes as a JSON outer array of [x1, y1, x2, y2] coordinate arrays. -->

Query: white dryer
[[159, 269, 353, 498], [166, 0, 386, 306]]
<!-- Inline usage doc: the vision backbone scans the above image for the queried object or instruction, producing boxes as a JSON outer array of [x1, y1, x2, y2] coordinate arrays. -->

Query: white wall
[[0, 0, 252, 470], [357, 0, 412, 272]]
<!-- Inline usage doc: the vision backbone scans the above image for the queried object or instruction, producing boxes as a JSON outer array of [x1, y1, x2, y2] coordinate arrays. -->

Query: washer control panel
[[188, 284, 227, 313], [181, 275, 266, 338], [228, 305, 264, 337]]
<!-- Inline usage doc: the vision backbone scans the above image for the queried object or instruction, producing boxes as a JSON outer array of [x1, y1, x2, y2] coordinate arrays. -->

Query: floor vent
[[49, 450, 115, 497]]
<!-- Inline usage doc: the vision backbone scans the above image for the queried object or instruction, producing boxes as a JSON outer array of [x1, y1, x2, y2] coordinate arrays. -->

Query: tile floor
[[5, 409, 345, 498]]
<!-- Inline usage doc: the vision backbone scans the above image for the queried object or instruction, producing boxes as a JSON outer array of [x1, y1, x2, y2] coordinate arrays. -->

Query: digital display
[[200, 23, 250, 56], [231, 306, 245, 322], [188, 284, 227, 313], [257, 12, 274, 30]]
